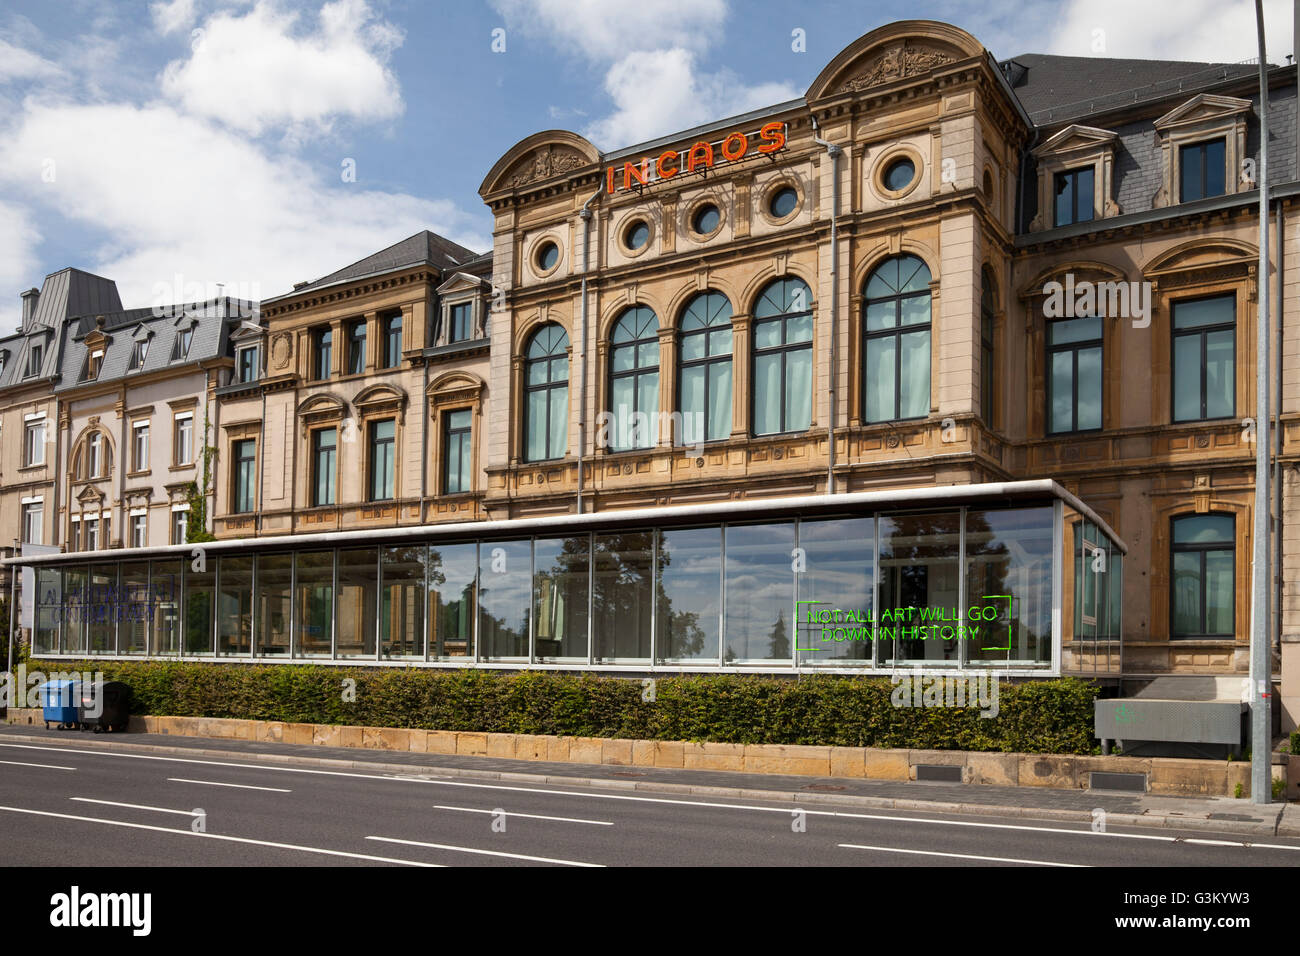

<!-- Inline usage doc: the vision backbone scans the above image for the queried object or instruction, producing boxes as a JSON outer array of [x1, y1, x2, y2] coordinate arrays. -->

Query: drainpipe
[[421, 356, 429, 523], [118, 385, 127, 547], [811, 114, 842, 495], [1275, 197, 1284, 660], [577, 181, 603, 515]]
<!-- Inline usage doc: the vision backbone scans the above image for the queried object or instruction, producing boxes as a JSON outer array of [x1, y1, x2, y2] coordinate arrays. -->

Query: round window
[[536, 241, 559, 271], [883, 157, 916, 192], [625, 220, 650, 251], [692, 203, 721, 235], [769, 186, 798, 218]]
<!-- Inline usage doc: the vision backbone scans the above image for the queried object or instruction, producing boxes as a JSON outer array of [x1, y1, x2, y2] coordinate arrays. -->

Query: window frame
[[174, 412, 194, 466], [367, 418, 397, 502], [131, 420, 150, 472], [236, 345, 260, 384], [443, 408, 473, 495], [131, 512, 148, 548], [861, 255, 932, 425], [606, 306, 660, 453], [1052, 165, 1096, 227], [523, 324, 570, 463], [1170, 513, 1235, 639], [751, 278, 814, 437], [23, 418, 45, 467], [312, 327, 333, 381], [1046, 316, 1104, 435], [677, 292, 734, 446], [21, 500, 42, 545], [1178, 137, 1227, 203], [980, 271, 996, 427], [1171, 292, 1236, 423], [345, 319, 367, 376], [448, 304, 472, 345], [311, 426, 338, 507], [232, 438, 257, 514]]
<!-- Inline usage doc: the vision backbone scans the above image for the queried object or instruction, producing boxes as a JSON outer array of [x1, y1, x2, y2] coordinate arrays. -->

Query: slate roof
[[1003, 53, 1261, 125], [274, 230, 484, 299], [25, 267, 123, 331]]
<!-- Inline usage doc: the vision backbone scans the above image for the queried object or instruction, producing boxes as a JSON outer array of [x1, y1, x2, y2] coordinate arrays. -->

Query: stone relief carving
[[271, 332, 292, 370], [836, 45, 954, 93], [505, 146, 586, 188]]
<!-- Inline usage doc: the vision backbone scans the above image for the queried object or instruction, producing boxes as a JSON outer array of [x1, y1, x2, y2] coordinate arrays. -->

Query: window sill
[[17, 463, 47, 472], [127, 469, 151, 479], [169, 462, 195, 472]]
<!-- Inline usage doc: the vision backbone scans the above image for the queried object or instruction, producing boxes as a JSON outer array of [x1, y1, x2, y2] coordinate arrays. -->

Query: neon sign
[[605, 121, 787, 193]]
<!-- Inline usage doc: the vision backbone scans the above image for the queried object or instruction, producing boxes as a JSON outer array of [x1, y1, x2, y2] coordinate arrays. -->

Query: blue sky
[[0, 0, 1290, 326]]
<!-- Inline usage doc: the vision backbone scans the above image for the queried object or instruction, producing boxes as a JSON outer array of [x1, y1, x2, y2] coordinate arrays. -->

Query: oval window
[[536, 241, 559, 271], [769, 186, 798, 218], [883, 157, 916, 192], [625, 220, 650, 250], [692, 203, 721, 235]]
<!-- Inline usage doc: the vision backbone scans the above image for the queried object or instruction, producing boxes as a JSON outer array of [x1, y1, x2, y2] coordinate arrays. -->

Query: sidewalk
[[1, 723, 1294, 837]]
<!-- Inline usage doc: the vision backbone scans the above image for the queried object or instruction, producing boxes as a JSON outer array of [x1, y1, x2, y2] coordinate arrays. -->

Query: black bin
[[79, 682, 132, 733]]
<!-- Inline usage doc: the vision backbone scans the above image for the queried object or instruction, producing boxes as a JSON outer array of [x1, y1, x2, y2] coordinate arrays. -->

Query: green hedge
[[25, 660, 1101, 754]]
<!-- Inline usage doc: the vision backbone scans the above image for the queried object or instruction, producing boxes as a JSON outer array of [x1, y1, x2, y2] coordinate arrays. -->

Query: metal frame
[[1045, 315, 1104, 434], [1170, 291, 1236, 423]]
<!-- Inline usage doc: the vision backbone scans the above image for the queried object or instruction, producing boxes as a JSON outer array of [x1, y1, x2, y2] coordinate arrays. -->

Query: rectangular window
[[26, 341, 43, 377], [313, 327, 332, 380], [185, 557, 215, 654], [346, 320, 366, 375], [656, 527, 721, 662], [1172, 294, 1235, 422], [449, 303, 472, 343], [592, 531, 654, 663], [233, 438, 256, 513], [381, 545, 426, 659], [255, 553, 292, 656], [429, 543, 476, 659], [87, 433, 103, 478], [368, 419, 395, 501], [1172, 514, 1235, 638], [217, 555, 253, 656], [131, 512, 147, 548], [237, 346, 259, 383], [1047, 315, 1103, 433], [796, 517, 874, 665], [478, 539, 530, 660], [84, 348, 103, 381], [337, 548, 379, 659], [131, 421, 149, 471], [1053, 166, 1095, 227], [878, 511, 961, 665], [724, 522, 796, 664], [21, 500, 42, 545], [1180, 138, 1226, 202], [443, 410, 472, 494], [533, 535, 590, 662], [172, 326, 193, 361], [312, 427, 337, 506], [84, 516, 100, 552], [172, 507, 188, 545], [129, 339, 149, 371], [382, 314, 403, 367], [174, 413, 194, 465], [23, 418, 45, 466], [295, 551, 333, 658]]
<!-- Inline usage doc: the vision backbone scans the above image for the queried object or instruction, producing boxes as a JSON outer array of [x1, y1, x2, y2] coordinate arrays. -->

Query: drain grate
[[915, 764, 963, 783], [1089, 771, 1147, 793]]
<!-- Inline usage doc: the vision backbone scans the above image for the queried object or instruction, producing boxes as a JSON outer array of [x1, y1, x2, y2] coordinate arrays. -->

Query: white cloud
[[490, 0, 727, 60], [584, 48, 799, 150], [0, 200, 42, 329], [1042, 0, 1292, 62], [0, 101, 486, 313], [150, 0, 198, 36], [160, 0, 404, 139], [0, 38, 62, 83]]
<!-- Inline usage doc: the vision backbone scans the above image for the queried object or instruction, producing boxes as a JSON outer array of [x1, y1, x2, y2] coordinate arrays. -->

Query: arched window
[[678, 292, 733, 445], [78, 431, 112, 480], [524, 324, 569, 462], [752, 277, 813, 436], [980, 268, 996, 426], [607, 306, 659, 451], [863, 254, 931, 423], [1171, 514, 1235, 638]]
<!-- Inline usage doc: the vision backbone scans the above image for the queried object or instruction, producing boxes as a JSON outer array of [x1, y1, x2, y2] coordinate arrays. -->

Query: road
[[0, 736, 1297, 867]]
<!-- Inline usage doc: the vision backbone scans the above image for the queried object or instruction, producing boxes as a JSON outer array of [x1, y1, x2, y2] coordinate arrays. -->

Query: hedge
[[23, 660, 1101, 754]]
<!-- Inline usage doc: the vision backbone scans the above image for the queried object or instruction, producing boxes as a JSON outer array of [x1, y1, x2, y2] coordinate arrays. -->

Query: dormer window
[[1179, 138, 1226, 202], [83, 348, 104, 382], [237, 345, 259, 383], [25, 340, 43, 378], [1029, 125, 1119, 232], [1054, 167, 1095, 227], [1152, 94, 1250, 209], [129, 339, 149, 371], [449, 302, 472, 343], [172, 325, 194, 361]]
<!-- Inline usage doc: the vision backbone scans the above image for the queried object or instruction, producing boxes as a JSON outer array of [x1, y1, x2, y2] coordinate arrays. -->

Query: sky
[[0, 0, 1292, 327]]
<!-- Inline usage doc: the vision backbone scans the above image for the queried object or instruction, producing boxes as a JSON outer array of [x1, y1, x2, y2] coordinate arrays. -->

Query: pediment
[[807, 21, 982, 101], [1033, 124, 1118, 157], [428, 370, 484, 395], [1154, 94, 1251, 131], [296, 392, 347, 417], [479, 130, 600, 196], [75, 484, 105, 504], [229, 320, 265, 342], [353, 383, 407, 410], [436, 272, 489, 296], [1142, 239, 1256, 276]]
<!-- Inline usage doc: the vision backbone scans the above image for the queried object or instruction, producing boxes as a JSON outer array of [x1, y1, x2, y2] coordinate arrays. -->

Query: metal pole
[[1250, 0, 1272, 804], [7, 543, 17, 676], [577, 182, 603, 516], [811, 115, 842, 495]]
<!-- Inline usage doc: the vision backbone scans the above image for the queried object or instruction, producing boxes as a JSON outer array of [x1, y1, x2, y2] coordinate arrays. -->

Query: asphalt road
[[0, 737, 1297, 867]]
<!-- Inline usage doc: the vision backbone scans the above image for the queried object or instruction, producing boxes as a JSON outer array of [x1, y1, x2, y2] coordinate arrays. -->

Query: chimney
[[293, 281, 310, 290], [19, 288, 39, 329]]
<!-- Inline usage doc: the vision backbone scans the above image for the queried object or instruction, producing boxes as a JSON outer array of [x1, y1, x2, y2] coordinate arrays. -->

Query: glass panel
[[184, 561, 214, 655], [681, 332, 705, 362], [34, 567, 61, 656], [337, 548, 378, 659], [680, 365, 704, 445], [526, 359, 548, 386], [753, 353, 781, 435], [1076, 345, 1102, 430], [429, 542, 476, 659], [1173, 333, 1202, 420], [612, 344, 635, 374], [878, 513, 961, 664], [656, 527, 721, 662], [119, 561, 150, 656], [724, 522, 795, 663], [1049, 350, 1074, 433], [785, 347, 812, 431], [150, 560, 182, 655], [708, 327, 731, 355], [864, 335, 896, 423], [381, 545, 426, 659], [88, 563, 118, 655], [63, 568, 87, 655], [796, 517, 874, 664], [592, 531, 654, 662], [527, 390, 548, 461], [965, 508, 1054, 664], [1204, 138, 1225, 197], [255, 554, 292, 657], [1174, 295, 1233, 330], [1205, 329, 1234, 418], [898, 294, 930, 327], [216, 556, 253, 657], [786, 312, 813, 342], [610, 376, 634, 450], [708, 360, 731, 441], [1075, 166, 1095, 222], [754, 318, 781, 349], [1056, 172, 1075, 225], [295, 551, 333, 658], [636, 372, 658, 446], [548, 385, 567, 457], [1173, 514, 1234, 544], [1171, 551, 1202, 636], [1181, 142, 1204, 202], [533, 535, 590, 661], [898, 329, 929, 419], [1047, 316, 1101, 345], [1204, 549, 1234, 635], [479, 540, 531, 659]]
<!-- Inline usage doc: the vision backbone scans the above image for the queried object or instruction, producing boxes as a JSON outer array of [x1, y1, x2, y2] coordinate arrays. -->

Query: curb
[[0, 731, 1289, 838]]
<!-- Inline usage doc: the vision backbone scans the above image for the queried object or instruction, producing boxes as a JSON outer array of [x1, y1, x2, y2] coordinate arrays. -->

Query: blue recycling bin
[[42, 680, 81, 730]]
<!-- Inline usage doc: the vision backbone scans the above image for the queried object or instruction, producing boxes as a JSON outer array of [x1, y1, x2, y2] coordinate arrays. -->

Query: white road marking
[[71, 797, 199, 817], [839, 843, 1088, 866], [0, 804, 441, 866], [432, 805, 612, 826], [0, 759, 76, 771], [168, 778, 292, 793], [367, 834, 602, 866]]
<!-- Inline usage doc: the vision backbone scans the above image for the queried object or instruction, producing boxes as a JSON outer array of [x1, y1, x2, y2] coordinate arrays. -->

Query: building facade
[[10, 21, 1299, 702]]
